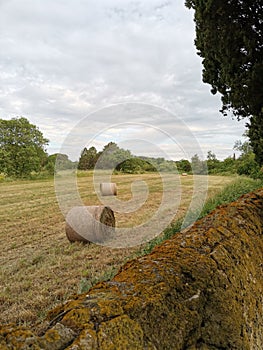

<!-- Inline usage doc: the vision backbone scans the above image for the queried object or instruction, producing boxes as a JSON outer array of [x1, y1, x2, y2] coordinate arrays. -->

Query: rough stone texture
[[1, 189, 263, 349]]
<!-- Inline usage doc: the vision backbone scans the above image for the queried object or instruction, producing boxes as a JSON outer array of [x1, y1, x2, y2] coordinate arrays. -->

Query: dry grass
[[0, 172, 236, 329]]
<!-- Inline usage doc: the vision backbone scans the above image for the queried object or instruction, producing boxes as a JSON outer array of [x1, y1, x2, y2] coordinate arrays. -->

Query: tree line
[[78, 141, 191, 174], [0, 117, 262, 179], [78, 139, 263, 178]]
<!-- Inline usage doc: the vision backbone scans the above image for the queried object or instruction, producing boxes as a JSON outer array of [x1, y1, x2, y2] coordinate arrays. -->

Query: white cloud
[[0, 0, 246, 160]]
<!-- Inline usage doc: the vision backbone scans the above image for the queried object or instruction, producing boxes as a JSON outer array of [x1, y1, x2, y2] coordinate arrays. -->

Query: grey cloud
[[0, 0, 246, 160]]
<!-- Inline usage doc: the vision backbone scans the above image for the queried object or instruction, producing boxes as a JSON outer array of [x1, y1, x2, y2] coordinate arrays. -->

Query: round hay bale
[[100, 183, 117, 196], [181, 173, 188, 176], [65, 206, 115, 243]]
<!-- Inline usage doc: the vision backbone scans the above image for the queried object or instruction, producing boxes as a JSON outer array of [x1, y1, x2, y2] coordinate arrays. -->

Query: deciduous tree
[[78, 146, 98, 170], [96, 142, 132, 170], [191, 154, 207, 174], [0, 117, 48, 177]]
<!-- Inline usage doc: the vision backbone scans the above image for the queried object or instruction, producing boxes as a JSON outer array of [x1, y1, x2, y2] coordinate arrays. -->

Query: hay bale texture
[[100, 182, 117, 196], [65, 206, 115, 243]]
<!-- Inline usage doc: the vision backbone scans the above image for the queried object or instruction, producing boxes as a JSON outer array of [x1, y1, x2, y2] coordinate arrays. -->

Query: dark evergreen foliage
[[185, 0, 263, 164]]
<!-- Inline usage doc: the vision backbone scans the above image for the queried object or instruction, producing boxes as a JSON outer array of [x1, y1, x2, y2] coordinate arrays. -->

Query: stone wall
[[1, 189, 263, 349]]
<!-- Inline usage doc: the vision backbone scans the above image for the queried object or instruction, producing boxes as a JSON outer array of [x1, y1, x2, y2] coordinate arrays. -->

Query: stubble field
[[0, 172, 237, 330]]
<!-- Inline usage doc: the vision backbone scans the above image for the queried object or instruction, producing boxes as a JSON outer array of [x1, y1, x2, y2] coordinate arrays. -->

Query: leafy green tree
[[233, 139, 253, 155], [158, 160, 177, 172], [116, 158, 155, 173], [55, 153, 74, 170], [96, 142, 132, 170], [233, 135, 260, 176], [0, 117, 48, 177], [44, 154, 57, 175], [191, 154, 207, 175], [207, 151, 220, 173], [185, 0, 263, 163], [176, 159, 191, 173], [78, 147, 89, 170], [248, 115, 263, 164], [45, 153, 76, 174], [217, 156, 237, 174], [236, 152, 259, 176], [78, 146, 98, 170]]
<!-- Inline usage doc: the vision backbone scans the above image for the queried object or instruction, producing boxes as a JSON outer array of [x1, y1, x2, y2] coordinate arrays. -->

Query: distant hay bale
[[100, 183, 117, 196], [65, 206, 115, 243], [182, 173, 188, 176]]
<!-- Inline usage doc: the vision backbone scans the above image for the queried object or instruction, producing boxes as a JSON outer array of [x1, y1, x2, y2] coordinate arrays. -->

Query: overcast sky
[[0, 0, 247, 161]]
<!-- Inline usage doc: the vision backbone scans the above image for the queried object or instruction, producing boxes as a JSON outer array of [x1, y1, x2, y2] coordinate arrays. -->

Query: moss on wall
[[1, 189, 263, 349]]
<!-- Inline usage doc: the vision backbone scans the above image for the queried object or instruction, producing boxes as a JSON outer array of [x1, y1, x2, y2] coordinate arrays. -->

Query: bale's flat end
[[65, 206, 115, 244], [100, 183, 117, 196]]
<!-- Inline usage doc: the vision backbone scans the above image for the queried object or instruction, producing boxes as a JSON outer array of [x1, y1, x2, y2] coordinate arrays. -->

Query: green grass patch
[[138, 177, 263, 256], [199, 177, 263, 218], [78, 266, 118, 293]]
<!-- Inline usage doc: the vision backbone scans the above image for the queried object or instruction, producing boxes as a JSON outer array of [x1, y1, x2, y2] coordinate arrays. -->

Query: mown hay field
[[0, 172, 237, 329]]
